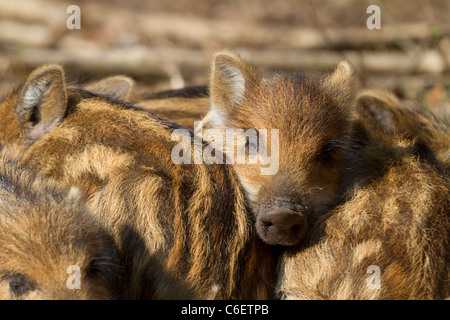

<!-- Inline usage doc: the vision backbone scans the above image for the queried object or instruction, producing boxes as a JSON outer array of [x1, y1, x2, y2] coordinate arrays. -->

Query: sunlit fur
[[277, 113, 450, 300], [136, 97, 210, 131], [356, 89, 450, 174], [0, 64, 278, 299], [202, 50, 356, 245], [0, 157, 121, 300]]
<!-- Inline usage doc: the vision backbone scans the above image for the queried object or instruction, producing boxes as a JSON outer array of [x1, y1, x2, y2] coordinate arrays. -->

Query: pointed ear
[[209, 50, 257, 124], [83, 75, 134, 100], [356, 89, 402, 134], [323, 61, 354, 105], [326, 61, 353, 86], [17, 64, 67, 140]]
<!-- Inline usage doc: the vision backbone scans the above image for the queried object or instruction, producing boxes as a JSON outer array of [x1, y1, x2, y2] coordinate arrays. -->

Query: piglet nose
[[257, 208, 307, 246]]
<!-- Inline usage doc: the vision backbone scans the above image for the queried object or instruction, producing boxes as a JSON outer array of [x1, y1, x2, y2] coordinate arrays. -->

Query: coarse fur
[[199, 50, 356, 246], [136, 97, 209, 131], [0, 157, 121, 300], [0, 64, 278, 300], [356, 89, 450, 173], [196, 52, 450, 298], [276, 116, 450, 300], [138, 85, 209, 100]]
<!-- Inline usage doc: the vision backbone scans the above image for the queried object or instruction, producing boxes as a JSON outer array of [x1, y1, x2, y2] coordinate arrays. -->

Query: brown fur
[[0, 64, 278, 299], [200, 50, 356, 246], [81, 75, 134, 101], [356, 89, 450, 173], [198, 52, 450, 298], [0, 157, 121, 300], [136, 97, 209, 131], [137, 85, 209, 100], [276, 117, 450, 300]]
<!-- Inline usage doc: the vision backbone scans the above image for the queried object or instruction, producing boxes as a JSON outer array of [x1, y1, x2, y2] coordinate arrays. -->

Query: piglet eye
[[8, 274, 34, 297], [320, 142, 337, 163], [321, 148, 334, 162]]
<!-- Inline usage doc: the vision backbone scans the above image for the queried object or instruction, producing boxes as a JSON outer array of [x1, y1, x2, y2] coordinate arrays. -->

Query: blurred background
[[0, 0, 449, 114]]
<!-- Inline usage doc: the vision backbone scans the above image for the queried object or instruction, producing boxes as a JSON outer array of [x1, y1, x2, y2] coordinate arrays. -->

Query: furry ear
[[209, 50, 257, 125], [323, 61, 354, 106], [83, 75, 135, 100], [355, 89, 402, 134], [17, 64, 67, 140], [327, 61, 353, 86]]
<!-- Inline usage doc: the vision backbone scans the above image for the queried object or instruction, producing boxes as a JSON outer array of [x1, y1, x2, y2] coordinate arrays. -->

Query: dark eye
[[8, 274, 34, 297], [320, 143, 337, 163]]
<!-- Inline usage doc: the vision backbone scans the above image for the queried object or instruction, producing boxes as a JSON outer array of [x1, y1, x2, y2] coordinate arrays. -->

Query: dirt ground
[[1, 0, 450, 115]]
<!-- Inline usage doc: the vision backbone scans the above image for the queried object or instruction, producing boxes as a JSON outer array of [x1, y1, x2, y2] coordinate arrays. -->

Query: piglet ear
[[323, 61, 354, 107], [355, 89, 402, 134], [17, 64, 67, 140], [326, 61, 353, 87], [83, 75, 135, 100], [209, 50, 258, 126]]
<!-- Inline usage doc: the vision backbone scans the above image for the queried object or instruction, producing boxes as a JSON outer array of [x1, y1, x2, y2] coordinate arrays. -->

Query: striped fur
[[356, 89, 450, 174], [0, 157, 121, 300], [277, 118, 450, 300], [199, 50, 356, 246], [0, 65, 278, 299]]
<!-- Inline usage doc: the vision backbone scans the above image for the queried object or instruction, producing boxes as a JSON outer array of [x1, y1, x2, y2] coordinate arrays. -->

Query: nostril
[[290, 224, 300, 233], [263, 221, 273, 228], [256, 208, 308, 246]]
